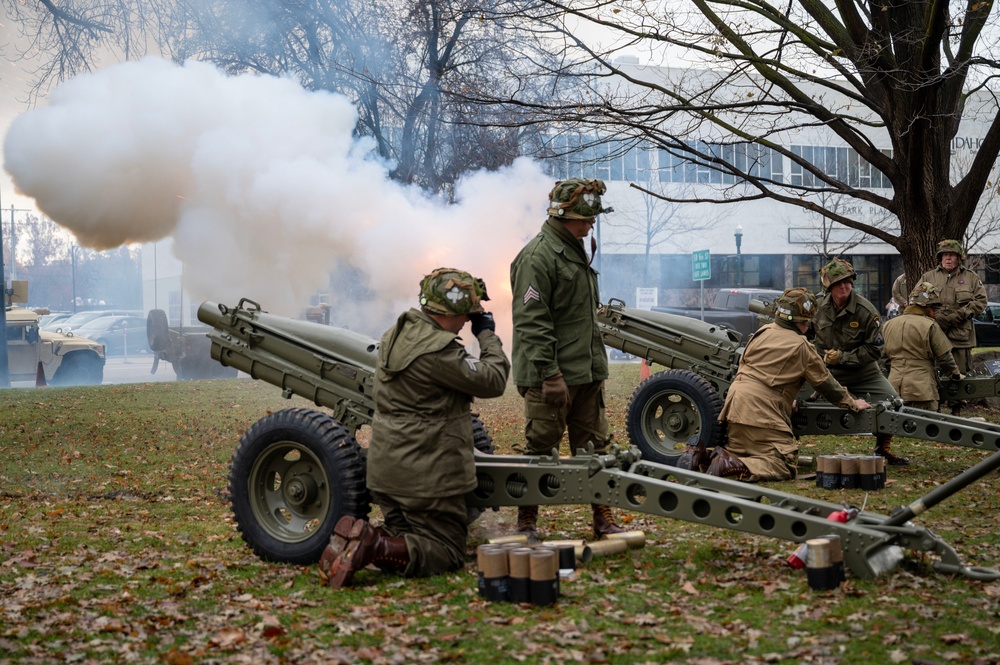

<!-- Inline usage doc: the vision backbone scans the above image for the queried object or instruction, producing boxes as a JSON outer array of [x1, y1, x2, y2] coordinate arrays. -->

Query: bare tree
[[1, 0, 170, 100], [491, 0, 1000, 284], [163, 0, 546, 193]]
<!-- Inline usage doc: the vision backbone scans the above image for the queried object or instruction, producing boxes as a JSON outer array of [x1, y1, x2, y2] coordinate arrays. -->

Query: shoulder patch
[[465, 358, 480, 372], [522, 285, 541, 305]]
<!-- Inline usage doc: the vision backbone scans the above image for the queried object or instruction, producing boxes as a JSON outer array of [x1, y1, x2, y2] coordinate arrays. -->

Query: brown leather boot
[[592, 504, 626, 539], [875, 434, 910, 466], [676, 435, 709, 472], [325, 518, 409, 588], [705, 448, 751, 481], [516, 505, 541, 544], [318, 515, 355, 583]]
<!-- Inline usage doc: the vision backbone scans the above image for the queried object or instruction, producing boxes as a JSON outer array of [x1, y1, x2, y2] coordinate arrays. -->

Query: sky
[[0, 10, 44, 217]]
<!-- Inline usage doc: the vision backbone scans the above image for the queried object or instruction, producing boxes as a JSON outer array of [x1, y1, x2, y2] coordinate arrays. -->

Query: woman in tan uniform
[[708, 287, 872, 482]]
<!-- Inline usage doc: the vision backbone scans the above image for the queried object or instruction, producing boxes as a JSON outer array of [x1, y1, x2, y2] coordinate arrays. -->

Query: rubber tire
[[626, 369, 725, 466], [51, 352, 104, 386], [468, 416, 494, 525], [229, 408, 371, 564], [146, 309, 170, 353]]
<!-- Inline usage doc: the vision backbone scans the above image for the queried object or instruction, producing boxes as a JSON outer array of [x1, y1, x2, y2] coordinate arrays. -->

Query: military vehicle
[[146, 309, 239, 380], [197, 298, 1000, 582], [5, 305, 105, 385]]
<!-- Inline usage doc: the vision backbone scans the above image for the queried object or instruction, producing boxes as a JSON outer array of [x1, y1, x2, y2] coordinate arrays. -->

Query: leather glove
[[949, 372, 966, 382], [936, 310, 960, 329], [823, 349, 842, 366], [469, 312, 495, 336], [541, 372, 570, 408]]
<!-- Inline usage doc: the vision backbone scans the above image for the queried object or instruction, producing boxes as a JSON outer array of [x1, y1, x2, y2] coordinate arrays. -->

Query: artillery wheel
[[147, 309, 170, 353], [468, 416, 494, 524], [229, 407, 370, 564], [626, 369, 724, 466]]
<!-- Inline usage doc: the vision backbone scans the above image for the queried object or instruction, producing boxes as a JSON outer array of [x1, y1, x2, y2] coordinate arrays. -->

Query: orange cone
[[640, 359, 651, 381], [35, 362, 47, 387]]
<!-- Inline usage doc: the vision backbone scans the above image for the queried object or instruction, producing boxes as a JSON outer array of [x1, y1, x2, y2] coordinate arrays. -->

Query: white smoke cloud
[[3, 57, 549, 338]]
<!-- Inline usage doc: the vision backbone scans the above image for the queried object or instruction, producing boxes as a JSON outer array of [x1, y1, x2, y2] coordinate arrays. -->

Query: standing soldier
[[320, 268, 510, 588], [510, 178, 625, 542], [882, 282, 962, 413], [710, 287, 871, 482], [810, 258, 907, 464], [918, 239, 987, 416]]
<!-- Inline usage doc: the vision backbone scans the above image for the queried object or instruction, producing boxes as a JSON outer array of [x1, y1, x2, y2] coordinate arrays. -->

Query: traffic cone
[[35, 362, 47, 387], [640, 359, 651, 381]]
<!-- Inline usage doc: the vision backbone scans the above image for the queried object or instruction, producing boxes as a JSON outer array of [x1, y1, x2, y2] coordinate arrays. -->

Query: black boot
[[875, 434, 910, 466], [516, 505, 541, 544]]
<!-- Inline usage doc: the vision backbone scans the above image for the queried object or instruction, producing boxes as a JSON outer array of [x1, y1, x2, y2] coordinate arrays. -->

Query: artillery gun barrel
[[197, 299, 377, 431], [597, 299, 741, 388]]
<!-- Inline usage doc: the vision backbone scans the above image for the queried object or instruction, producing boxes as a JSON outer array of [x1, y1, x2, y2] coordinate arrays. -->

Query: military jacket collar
[[542, 217, 590, 266]]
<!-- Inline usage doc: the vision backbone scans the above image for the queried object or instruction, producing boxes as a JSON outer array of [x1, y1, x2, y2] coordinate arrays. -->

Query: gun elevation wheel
[[626, 369, 724, 465], [229, 407, 370, 564]]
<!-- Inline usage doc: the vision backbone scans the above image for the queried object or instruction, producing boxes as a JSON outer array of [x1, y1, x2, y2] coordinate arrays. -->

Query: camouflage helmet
[[936, 239, 965, 260], [819, 257, 856, 291], [774, 287, 818, 323], [908, 281, 943, 308], [418, 268, 486, 316], [547, 178, 611, 220]]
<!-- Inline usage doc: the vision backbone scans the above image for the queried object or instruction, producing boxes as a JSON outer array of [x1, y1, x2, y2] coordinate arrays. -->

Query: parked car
[[974, 302, 1000, 347], [37, 311, 73, 329], [44, 309, 142, 333], [72, 315, 150, 356]]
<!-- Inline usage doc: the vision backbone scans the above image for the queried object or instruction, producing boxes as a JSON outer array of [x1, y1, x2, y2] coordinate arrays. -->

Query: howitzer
[[199, 298, 999, 581], [597, 298, 1000, 465]]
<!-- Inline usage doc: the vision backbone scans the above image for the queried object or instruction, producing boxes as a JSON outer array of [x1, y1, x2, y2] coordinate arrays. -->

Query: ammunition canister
[[875, 455, 886, 489], [488, 534, 529, 546], [822, 533, 846, 584], [508, 547, 533, 604], [587, 538, 629, 558], [859, 455, 878, 490], [815, 455, 826, 488], [805, 538, 838, 591], [529, 549, 559, 607], [555, 544, 576, 573], [840, 455, 860, 489], [820, 456, 841, 490], [481, 547, 510, 602], [545, 540, 593, 563], [602, 530, 646, 549], [476, 544, 502, 598]]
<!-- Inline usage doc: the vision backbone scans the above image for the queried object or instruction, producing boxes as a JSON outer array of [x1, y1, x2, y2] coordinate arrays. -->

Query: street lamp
[[734, 224, 744, 288]]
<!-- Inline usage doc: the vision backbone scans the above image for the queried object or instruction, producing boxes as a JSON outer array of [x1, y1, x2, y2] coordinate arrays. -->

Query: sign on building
[[636, 287, 658, 311]]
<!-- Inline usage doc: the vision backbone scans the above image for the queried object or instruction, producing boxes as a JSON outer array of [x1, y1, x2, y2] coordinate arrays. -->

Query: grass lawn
[[1, 366, 999, 664]]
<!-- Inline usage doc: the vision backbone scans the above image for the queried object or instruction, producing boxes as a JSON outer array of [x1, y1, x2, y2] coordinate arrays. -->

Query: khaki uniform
[[367, 308, 510, 576], [918, 265, 987, 372], [810, 290, 897, 402], [881, 306, 958, 412], [511, 217, 610, 454], [719, 322, 857, 481], [891, 274, 908, 309]]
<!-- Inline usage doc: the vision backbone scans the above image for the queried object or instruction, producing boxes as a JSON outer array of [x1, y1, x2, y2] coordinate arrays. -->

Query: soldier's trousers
[[521, 380, 609, 456], [725, 422, 797, 482], [372, 492, 467, 578]]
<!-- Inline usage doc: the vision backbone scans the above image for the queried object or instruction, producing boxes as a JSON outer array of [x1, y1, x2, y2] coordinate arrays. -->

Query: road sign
[[692, 250, 711, 281]]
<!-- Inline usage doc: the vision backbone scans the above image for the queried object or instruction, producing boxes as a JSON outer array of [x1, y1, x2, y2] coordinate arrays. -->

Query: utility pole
[[0, 189, 10, 388]]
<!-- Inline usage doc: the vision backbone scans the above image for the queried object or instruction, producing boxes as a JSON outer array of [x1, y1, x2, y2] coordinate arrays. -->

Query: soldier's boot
[[875, 434, 910, 466], [592, 504, 626, 539], [951, 403, 963, 417], [318, 515, 355, 584], [705, 448, 752, 481], [325, 517, 409, 589], [516, 505, 541, 545], [676, 435, 709, 472]]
